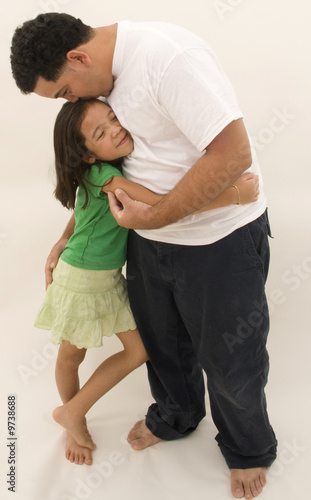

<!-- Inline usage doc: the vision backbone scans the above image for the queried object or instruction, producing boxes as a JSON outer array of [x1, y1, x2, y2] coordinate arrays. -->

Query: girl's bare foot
[[53, 405, 96, 450], [65, 432, 93, 465], [231, 468, 266, 499], [127, 419, 162, 450]]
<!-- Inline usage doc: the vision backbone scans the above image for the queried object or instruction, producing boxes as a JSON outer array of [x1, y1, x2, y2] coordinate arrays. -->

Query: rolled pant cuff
[[145, 403, 205, 441], [217, 440, 278, 469]]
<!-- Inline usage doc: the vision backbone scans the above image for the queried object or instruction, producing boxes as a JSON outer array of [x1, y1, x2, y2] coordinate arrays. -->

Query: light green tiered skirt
[[34, 259, 137, 349]]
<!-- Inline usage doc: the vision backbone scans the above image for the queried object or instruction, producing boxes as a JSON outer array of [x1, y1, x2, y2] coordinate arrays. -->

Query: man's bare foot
[[65, 432, 93, 465], [127, 419, 162, 450], [231, 468, 266, 499], [53, 405, 96, 450]]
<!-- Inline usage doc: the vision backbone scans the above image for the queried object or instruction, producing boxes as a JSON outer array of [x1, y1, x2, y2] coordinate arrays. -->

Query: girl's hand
[[45, 238, 67, 290], [234, 172, 259, 204]]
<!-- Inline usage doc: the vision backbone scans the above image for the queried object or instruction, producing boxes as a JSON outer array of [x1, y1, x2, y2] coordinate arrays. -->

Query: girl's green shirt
[[61, 164, 128, 270]]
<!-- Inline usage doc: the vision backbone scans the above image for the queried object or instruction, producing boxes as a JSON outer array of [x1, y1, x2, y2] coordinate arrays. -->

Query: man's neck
[[92, 24, 118, 69]]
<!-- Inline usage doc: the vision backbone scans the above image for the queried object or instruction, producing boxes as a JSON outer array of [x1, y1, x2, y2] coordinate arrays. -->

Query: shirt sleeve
[[85, 164, 124, 198], [157, 48, 243, 152]]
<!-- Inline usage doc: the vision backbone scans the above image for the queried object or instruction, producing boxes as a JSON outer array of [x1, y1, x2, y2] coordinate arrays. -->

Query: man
[[11, 13, 277, 499]]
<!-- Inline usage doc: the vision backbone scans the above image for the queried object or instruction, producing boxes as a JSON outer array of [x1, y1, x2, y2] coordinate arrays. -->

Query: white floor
[[2, 0, 311, 497], [1, 183, 310, 500]]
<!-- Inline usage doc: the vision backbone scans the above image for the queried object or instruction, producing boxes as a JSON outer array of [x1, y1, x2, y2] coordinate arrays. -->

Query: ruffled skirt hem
[[34, 260, 137, 349]]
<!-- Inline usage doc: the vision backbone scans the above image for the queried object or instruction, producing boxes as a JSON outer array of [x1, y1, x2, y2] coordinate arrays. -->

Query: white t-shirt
[[108, 21, 266, 245]]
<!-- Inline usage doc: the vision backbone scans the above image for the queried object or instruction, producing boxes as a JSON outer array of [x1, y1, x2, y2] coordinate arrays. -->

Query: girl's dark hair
[[10, 13, 93, 94], [53, 99, 122, 210]]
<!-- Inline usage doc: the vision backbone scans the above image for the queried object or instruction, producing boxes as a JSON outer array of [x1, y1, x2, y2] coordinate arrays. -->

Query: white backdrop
[[1, 1, 310, 499]]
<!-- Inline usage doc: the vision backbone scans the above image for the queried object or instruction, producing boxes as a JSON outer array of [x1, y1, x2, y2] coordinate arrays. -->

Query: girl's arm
[[45, 213, 75, 289], [102, 172, 259, 211], [102, 176, 162, 205]]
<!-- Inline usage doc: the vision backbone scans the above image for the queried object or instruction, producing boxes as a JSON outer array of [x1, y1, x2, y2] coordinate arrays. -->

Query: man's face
[[34, 65, 114, 102]]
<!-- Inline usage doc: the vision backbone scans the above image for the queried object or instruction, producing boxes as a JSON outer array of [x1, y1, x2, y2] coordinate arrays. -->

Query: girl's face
[[80, 101, 134, 162]]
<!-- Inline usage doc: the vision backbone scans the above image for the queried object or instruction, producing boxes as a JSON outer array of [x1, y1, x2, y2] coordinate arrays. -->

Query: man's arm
[[104, 170, 258, 215], [108, 118, 252, 229], [45, 213, 75, 289]]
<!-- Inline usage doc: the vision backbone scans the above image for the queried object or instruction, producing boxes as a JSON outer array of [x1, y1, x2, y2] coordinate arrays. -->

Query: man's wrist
[[134, 204, 162, 230]]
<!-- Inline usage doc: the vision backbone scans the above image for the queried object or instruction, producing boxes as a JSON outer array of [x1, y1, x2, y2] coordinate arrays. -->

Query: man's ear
[[66, 50, 92, 70]]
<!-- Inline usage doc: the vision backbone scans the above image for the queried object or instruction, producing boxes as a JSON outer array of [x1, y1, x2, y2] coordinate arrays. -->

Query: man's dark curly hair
[[10, 12, 94, 94]]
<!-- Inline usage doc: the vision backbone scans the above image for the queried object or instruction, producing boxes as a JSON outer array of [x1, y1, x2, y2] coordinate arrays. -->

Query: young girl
[[34, 98, 259, 465]]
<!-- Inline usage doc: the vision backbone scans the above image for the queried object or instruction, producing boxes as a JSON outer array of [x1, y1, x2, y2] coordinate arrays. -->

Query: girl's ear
[[82, 154, 96, 164], [66, 50, 92, 70]]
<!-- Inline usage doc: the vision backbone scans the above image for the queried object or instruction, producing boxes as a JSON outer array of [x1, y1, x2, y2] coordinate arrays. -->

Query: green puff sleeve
[[84, 163, 124, 199]]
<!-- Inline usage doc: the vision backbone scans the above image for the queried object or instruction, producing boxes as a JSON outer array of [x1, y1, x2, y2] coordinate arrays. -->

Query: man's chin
[[103, 84, 114, 97], [102, 90, 113, 98]]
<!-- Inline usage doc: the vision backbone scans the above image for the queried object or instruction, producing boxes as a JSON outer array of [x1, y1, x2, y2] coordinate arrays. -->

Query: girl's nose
[[111, 123, 122, 136]]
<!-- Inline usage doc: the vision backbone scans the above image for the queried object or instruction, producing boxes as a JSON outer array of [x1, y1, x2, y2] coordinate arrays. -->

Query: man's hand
[[108, 190, 157, 229], [45, 238, 68, 289], [234, 172, 259, 204]]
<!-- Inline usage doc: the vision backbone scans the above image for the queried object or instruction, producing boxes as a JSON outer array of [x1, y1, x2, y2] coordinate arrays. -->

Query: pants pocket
[[242, 211, 271, 278]]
